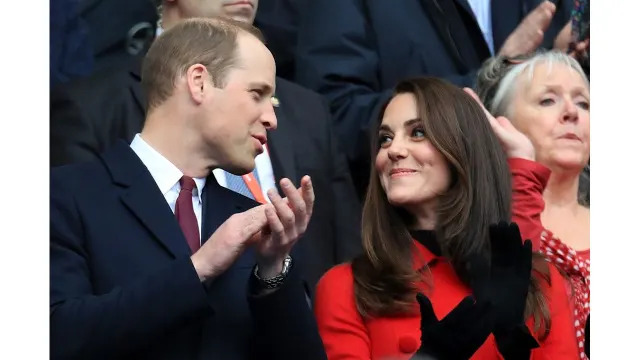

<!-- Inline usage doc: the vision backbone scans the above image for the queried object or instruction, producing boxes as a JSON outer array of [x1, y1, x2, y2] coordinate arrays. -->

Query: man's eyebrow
[[249, 82, 275, 96]]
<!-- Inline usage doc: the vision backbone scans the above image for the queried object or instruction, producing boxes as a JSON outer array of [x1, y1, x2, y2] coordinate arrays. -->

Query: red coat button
[[398, 335, 420, 354]]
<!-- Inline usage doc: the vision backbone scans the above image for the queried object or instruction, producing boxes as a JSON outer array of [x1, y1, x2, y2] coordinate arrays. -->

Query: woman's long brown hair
[[351, 77, 551, 338]]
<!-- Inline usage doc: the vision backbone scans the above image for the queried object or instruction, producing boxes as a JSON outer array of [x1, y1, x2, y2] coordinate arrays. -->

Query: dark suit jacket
[[80, 0, 157, 74], [50, 141, 327, 360], [50, 0, 157, 87], [295, 0, 571, 195], [50, 0, 94, 87], [50, 57, 362, 290], [255, 0, 300, 81]]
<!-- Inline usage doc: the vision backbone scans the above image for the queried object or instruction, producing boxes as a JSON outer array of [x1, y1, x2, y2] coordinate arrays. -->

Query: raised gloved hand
[[470, 222, 539, 359], [412, 293, 493, 360]]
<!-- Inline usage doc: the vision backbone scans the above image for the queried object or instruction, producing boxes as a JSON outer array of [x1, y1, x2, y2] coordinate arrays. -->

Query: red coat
[[315, 244, 579, 360], [509, 158, 590, 260]]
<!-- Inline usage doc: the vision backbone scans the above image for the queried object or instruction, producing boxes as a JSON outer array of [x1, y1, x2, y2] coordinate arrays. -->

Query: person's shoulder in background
[[50, 56, 145, 167], [50, 0, 94, 88], [255, 0, 299, 81]]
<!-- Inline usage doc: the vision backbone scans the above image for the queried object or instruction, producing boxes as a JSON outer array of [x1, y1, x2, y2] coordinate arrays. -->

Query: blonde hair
[[141, 17, 263, 111], [476, 51, 589, 118]]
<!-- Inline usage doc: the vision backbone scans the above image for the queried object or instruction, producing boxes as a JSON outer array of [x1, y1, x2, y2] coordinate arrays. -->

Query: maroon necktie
[[175, 176, 200, 254]]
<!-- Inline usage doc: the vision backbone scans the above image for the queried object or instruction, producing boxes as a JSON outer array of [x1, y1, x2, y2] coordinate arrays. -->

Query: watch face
[[283, 256, 292, 272], [254, 256, 292, 288]]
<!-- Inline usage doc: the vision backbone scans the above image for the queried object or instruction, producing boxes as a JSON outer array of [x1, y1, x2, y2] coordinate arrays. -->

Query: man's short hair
[[141, 17, 264, 110]]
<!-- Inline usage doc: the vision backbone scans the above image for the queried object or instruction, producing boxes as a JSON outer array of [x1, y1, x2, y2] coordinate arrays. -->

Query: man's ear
[[186, 63, 209, 104]]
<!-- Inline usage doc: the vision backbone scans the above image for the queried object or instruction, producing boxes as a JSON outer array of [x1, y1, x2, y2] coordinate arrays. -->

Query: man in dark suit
[[51, 18, 326, 360], [51, 0, 362, 290], [295, 0, 572, 197]]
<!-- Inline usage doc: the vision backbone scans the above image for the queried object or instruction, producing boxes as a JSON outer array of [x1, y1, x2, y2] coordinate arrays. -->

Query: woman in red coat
[[474, 51, 590, 358], [314, 77, 579, 360]]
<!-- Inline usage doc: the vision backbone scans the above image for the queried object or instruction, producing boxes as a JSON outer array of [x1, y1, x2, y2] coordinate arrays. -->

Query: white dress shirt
[[130, 134, 206, 239], [467, 0, 495, 54]]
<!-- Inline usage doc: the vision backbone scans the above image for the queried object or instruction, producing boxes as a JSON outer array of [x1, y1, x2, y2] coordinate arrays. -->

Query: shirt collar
[[130, 133, 206, 200]]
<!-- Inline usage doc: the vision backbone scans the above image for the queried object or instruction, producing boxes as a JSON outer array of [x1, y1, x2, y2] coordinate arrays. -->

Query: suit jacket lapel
[[419, 0, 491, 71], [266, 81, 298, 190], [454, 0, 492, 58], [452, 0, 473, 16], [201, 172, 260, 268], [100, 141, 192, 258], [418, 0, 470, 73]]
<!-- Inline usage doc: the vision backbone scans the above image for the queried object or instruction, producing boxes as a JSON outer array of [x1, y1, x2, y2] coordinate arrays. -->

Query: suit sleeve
[[509, 158, 553, 251], [530, 266, 580, 359], [50, 172, 213, 359], [248, 263, 328, 360], [50, 85, 106, 167], [541, 0, 574, 51], [314, 265, 372, 359], [296, 0, 476, 172]]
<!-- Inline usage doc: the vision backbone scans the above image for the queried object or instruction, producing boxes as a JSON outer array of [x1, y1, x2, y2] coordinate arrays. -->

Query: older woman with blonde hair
[[473, 50, 590, 358]]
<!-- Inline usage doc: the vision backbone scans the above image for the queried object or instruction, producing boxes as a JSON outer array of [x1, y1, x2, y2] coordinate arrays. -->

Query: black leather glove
[[412, 293, 494, 360], [470, 222, 539, 359], [494, 324, 540, 359]]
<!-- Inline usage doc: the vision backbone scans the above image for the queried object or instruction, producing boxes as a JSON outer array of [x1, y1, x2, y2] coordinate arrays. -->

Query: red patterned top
[[510, 158, 590, 359]]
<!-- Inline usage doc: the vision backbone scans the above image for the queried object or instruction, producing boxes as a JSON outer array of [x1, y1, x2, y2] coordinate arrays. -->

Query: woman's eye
[[412, 128, 425, 138], [540, 98, 555, 106], [577, 101, 590, 110], [378, 134, 392, 147]]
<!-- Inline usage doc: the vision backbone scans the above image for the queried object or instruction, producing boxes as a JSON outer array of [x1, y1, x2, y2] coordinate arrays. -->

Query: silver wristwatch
[[253, 256, 293, 289]]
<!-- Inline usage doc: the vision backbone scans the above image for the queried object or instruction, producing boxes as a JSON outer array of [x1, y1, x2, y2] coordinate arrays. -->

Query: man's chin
[[230, 15, 253, 23], [225, 11, 255, 25], [226, 157, 255, 175]]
